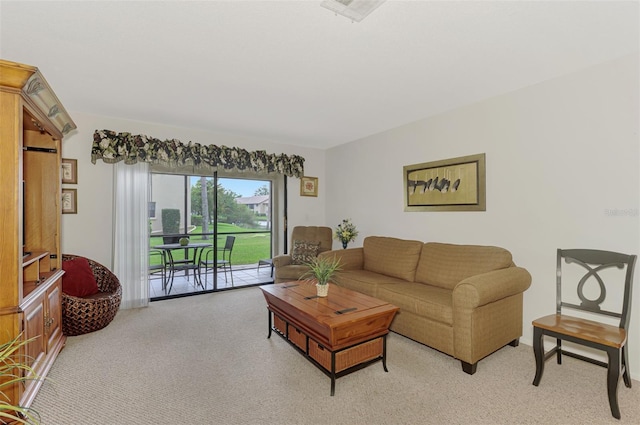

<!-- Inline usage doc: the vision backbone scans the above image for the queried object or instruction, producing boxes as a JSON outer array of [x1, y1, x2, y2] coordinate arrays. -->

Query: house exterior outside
[[235, 195, 270, 215]]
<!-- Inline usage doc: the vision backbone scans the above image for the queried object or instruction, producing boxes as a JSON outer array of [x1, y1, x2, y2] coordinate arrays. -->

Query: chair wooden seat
[[532, 314, 626, 348]]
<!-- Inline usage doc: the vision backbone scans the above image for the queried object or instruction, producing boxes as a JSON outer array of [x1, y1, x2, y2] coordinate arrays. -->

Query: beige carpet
[[32, 287, 639, 425]]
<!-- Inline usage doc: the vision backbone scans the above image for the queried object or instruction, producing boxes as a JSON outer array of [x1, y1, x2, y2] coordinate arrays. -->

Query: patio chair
[[149, 248, 167, 290], [200, 235, 235, 288]]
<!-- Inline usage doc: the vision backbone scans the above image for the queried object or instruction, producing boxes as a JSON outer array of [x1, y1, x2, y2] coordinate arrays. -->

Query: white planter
[[316, 283, 329, 297]]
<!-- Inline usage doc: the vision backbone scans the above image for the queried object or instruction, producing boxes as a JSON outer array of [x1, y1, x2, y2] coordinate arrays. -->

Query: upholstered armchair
[[273, 226, 333, 283]]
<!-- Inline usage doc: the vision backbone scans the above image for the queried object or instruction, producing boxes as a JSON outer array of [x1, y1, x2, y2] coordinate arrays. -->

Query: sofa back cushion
[[415, 242, 513, 290], [363, 236, 423, 282]]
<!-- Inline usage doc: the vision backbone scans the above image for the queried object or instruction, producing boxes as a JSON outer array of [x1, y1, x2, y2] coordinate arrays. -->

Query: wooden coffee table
[[260, 282, 398, 395]]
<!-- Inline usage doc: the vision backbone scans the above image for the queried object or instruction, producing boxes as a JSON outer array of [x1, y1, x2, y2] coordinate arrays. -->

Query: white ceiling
[[1, 1, 638, 149]]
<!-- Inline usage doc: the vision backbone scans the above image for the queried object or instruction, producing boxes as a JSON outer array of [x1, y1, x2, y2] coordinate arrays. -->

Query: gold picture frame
[[62, 188, 77, 214], [300, 176, 318, 197], [404, 153, 486, 212], [61, 158, 77, 184]]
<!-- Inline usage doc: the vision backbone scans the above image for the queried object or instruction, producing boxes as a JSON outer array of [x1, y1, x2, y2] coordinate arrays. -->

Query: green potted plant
[[0, 334, 41, 424], [300, 256, 342, 297]]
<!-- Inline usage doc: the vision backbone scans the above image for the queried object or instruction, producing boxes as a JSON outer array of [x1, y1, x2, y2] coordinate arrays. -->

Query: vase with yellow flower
[[335, 219, 358, 249]]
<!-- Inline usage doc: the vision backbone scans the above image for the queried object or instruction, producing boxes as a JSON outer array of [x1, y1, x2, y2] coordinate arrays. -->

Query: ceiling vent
[[320, 0, 386, 22]]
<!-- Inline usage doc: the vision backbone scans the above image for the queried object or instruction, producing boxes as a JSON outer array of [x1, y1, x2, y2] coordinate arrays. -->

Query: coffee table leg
[[267, 310, 272, 339], [382, 335, 389, 372], [330, 351, 337, 396]]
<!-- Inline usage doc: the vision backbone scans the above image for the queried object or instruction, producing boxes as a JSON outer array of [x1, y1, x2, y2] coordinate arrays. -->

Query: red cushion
[[62, 257, 100, 298]]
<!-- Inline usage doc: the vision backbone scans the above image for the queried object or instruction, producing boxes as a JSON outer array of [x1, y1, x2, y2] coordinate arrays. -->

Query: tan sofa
[[318, 236, 532, 374]]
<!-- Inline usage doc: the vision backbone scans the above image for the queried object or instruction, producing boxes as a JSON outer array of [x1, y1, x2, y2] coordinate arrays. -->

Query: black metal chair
[[200, 235, 235, 288], [171, 255, 202, 289], [149, 249, 167, 290], [532, 249, 636, 419]]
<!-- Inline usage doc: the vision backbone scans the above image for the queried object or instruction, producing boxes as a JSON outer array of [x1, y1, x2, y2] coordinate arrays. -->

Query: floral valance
[[91, 129, 305, 178]]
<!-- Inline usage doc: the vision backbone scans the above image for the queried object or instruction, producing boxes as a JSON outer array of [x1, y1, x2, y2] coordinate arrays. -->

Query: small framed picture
[[62, 188, 77, 214], [61, 158, 78, 184], [300, 176, 318, 197]]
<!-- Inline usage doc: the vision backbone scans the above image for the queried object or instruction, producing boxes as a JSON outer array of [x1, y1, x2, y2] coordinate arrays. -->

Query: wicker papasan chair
[[61, 254, 122, 336]]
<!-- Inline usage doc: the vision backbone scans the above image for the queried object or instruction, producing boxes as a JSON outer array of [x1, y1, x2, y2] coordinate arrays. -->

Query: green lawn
[[149, 223, 271, 266]]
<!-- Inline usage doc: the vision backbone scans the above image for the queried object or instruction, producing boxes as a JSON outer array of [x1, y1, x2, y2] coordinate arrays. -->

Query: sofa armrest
[[453, 267, 532, 309], [272, 255, 292, 268], [318, 248, 364, 270]]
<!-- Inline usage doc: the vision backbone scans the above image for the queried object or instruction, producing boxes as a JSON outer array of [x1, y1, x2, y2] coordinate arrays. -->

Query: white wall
[[325, 54, 640, 377], [60, 53, 639, 378], [60, 113, 326, 267]]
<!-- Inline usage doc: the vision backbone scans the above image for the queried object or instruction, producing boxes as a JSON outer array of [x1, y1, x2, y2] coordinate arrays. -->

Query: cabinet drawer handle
[[44, 315, 54, 331]]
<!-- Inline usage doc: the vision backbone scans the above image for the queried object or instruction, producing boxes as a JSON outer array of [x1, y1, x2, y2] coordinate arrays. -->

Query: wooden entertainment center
[[0, 59, 76, 409]]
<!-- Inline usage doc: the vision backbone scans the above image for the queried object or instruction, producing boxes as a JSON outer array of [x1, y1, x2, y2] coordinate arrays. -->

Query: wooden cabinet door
[[46, 278, 63, 351], [22, 292, 47, 396]]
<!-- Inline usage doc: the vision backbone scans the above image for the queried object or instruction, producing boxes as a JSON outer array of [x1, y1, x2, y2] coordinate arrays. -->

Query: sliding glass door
[[149, 172, 274, 299]]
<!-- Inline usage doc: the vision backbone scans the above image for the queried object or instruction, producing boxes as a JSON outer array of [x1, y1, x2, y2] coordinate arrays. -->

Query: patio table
[[153, 242, 212, 293]]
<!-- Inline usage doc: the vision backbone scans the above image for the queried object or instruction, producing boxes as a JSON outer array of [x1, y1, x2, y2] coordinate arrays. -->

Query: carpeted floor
[[32, 287, 639, 424]]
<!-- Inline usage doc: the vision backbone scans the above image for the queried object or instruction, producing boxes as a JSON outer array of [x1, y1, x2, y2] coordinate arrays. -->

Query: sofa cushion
[[415, 242, 513, 290], [377, 282, 453, 326], [333, 269, 409, 298], [291, 240, 321, 265], [363, 236, 423, 282]]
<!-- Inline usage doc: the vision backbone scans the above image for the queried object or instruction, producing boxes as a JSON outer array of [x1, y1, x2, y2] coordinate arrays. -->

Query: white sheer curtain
[[113, 161, 150, 309]]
